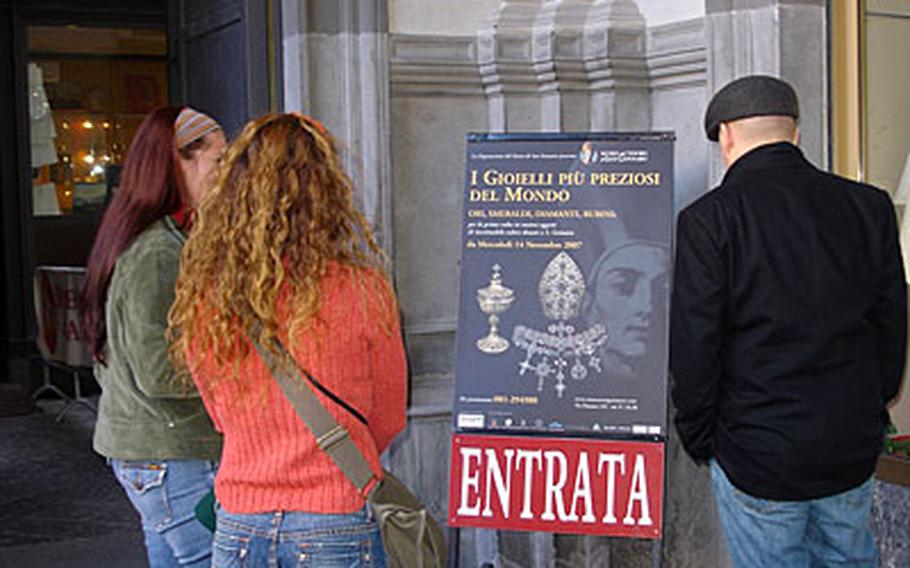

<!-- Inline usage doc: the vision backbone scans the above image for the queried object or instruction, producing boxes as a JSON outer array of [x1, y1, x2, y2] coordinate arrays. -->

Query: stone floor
[[0, 397, 146, 568]]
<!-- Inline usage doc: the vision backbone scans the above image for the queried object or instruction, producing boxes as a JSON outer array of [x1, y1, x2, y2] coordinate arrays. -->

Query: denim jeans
[[710, 459, 877, 567], [111, 459, 217, 567], [213, 506, 387, 567]]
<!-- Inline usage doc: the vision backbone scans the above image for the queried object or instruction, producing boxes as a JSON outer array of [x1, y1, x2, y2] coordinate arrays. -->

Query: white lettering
[[456, 447, 483, 517], [598, 453, 625, 524], [482, 449, 515, 518], [455, 444, 656, 530], [516, 450, 543, 520], [567, 452, 596, 523], [541, 450, 570, 521], [622, 454, 652, 526]]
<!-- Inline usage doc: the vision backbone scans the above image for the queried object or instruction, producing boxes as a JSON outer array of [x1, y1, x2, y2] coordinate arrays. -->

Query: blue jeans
[[710, 459, 877, 567], [213, 506, 387, 567], [111, 459, 217, 567]]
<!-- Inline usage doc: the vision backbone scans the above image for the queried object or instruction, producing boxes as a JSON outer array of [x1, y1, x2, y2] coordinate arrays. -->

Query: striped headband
[[174, 107, 221, 150]]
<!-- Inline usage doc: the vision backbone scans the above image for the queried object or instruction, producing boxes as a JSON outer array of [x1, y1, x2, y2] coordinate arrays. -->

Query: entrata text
[[449, 434, 664, 539]]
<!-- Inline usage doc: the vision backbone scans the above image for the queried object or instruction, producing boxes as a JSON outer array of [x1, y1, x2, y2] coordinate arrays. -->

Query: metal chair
[[33, 265, 96, 422]]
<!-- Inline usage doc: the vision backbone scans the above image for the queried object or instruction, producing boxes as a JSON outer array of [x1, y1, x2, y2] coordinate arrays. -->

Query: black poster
[[453, 133, 674, 438]]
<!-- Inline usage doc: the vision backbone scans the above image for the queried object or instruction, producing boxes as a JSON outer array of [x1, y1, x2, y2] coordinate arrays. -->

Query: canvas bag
[[252, 337, 447, 568]]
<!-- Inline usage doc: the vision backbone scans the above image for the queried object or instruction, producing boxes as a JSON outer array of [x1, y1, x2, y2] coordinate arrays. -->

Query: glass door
[[27, 24, 167, 264]]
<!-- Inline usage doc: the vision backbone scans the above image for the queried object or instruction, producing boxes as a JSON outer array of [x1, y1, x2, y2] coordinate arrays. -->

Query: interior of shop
[[28, 25, 167, 265]]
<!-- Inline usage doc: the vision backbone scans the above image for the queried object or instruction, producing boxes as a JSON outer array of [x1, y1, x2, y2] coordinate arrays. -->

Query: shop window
[[864, 4, 910, 201], [831, 1, 910, 193], [27, 25, 167, 217]]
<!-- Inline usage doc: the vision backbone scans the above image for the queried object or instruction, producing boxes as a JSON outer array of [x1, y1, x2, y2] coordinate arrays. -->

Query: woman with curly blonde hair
[[169, 113, 406, 567]]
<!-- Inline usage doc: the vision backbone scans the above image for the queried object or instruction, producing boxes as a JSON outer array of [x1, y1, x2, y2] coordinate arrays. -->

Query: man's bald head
[[727, 115, 797, 143]]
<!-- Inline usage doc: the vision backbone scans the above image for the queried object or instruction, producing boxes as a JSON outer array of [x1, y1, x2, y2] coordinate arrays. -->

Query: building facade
[[2, 1, 908, 566]]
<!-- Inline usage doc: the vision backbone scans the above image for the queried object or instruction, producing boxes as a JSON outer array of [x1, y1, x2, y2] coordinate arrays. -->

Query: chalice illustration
[[476, 264, 515, 354]]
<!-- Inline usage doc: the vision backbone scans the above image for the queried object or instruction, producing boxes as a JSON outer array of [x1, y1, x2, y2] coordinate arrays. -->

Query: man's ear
[[792, 125, 800, 145]]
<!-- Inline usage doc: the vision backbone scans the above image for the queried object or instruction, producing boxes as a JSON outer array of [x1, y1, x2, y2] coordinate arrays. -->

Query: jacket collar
[[163, 215, 188, 245], [722, 142, 808, 185]]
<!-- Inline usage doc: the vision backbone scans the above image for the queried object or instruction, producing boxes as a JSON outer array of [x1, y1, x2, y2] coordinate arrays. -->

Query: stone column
[[479, 0, 649, 134], [584, 0, 649, 131], [478, 0, 543, 132], [705, 0, 828, 183], [281, 0, 393, 248], [532, 0, 594, 131]]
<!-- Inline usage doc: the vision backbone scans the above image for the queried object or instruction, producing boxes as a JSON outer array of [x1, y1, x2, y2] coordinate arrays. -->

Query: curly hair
[[168, 113, 394, 390]]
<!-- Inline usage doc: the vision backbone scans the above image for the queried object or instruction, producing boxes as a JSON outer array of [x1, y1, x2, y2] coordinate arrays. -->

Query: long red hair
[[81, 106, 187, 362]]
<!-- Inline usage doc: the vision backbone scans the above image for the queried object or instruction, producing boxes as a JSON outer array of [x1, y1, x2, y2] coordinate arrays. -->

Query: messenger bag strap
[[249, 335, 377, 495]]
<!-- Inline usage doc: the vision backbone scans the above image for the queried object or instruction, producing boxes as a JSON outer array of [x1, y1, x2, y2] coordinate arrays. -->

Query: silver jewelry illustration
[[539, 251, 586, 320], [513, 252, 607, 397], [476, 264, 515, 354]]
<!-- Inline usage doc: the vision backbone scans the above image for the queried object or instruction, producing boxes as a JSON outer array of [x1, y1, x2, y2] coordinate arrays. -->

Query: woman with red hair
[[81, 106, 225, 567]]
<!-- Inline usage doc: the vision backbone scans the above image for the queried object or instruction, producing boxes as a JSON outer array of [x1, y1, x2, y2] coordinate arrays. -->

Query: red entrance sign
[[448, 433, 664, 539]]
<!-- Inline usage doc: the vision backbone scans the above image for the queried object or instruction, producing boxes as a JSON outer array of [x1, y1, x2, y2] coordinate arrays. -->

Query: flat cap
[[704, 75, 799, 142]]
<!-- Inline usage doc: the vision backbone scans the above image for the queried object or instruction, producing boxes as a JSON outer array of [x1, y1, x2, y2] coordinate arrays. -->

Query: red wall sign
[[448, 433, 664, 539]]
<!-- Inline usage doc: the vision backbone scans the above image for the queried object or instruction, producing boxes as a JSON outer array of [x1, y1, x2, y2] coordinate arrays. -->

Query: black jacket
[[670, 142, 906, 500]]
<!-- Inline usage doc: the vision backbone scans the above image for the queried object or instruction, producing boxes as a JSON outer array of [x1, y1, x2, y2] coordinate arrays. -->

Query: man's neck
[[725, 138, 794, 169]]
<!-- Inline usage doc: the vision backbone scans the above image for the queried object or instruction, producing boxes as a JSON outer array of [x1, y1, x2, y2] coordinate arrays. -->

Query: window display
[[27, 25, 167, 216]]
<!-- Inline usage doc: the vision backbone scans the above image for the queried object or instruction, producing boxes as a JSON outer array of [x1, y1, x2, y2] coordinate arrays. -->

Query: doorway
[[1, 0, 274, 390]]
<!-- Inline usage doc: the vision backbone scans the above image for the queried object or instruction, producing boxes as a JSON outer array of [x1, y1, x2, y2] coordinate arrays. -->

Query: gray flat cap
[[704, 75, 799, 142]]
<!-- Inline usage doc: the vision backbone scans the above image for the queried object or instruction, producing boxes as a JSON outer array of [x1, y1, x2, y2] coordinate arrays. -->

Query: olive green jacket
[[93, 217, 222, 460]]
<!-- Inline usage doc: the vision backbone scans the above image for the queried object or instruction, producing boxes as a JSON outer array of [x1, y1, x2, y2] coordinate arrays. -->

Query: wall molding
[[389, 17, 706, 101], [404, 317, 458, 336], [390, 34, 482, 96], [407, 372, 455, 418], [647, 18, 708, 91]]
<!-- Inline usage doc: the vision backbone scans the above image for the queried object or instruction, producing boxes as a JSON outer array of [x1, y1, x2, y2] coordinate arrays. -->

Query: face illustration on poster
[[583, 239, 669, 380], [574, 140, 670, 383]]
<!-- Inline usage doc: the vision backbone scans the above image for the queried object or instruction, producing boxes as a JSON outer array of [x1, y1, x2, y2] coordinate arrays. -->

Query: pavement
[[0, 396, 147, 568]]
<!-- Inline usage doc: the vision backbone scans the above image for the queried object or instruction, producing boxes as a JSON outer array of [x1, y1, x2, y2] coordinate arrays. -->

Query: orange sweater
[[189, 265, 407, 514]]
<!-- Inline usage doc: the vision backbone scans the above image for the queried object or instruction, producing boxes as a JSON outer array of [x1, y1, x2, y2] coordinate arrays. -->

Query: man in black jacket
[[671, 75, 906, 567]]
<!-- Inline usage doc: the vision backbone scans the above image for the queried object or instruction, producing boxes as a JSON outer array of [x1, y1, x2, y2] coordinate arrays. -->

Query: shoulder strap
[[250, 337, 377, 495], [304, 368, 369, 427]]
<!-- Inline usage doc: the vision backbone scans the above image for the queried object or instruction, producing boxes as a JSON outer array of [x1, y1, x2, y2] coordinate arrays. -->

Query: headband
[[175, 107, 221, 150]]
